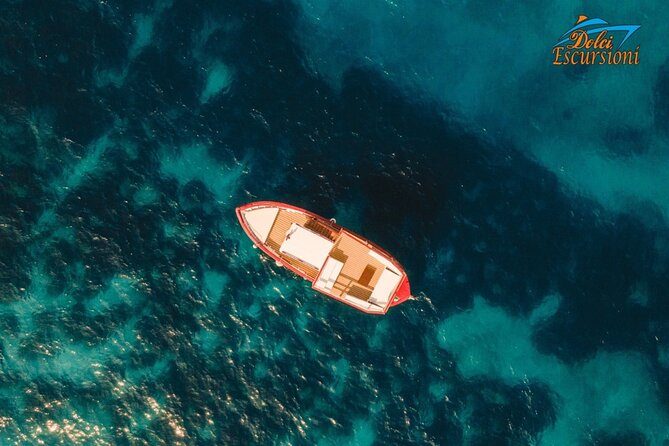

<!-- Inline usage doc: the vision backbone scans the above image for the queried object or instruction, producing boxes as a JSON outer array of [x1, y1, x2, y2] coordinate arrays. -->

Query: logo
[[553, 15, 640, 65]]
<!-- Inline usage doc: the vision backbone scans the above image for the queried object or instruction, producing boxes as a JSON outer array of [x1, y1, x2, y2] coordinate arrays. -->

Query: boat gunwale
[[236, 201, 409, 314]]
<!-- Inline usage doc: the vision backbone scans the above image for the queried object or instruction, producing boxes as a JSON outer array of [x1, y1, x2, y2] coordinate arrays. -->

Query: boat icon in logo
[[552, 15, 640, 65]]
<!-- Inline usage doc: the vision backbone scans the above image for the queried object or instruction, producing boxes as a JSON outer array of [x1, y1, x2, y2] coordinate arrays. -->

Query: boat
[[236, 201, 412, 314]]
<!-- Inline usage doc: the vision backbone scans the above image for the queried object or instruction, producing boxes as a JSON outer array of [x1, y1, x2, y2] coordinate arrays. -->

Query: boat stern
[[390, 275, 411, 307]]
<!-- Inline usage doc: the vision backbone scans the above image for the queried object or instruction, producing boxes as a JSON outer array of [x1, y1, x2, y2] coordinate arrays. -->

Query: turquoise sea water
[[1, 0, 668, 444]]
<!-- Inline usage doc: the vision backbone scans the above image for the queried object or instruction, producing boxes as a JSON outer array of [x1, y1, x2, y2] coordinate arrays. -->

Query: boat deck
[[326, 233, 385, 300], [262, 207, 394, 306], [266, 209, 339, 280]]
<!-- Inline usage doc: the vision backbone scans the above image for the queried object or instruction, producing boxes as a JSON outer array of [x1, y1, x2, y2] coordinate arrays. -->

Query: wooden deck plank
[[263, 209, 391, 304], [266, 209, 319, 279], [327, 232, 385, 299]]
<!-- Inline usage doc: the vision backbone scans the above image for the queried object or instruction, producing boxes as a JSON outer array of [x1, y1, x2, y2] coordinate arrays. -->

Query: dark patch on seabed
[[0, 0, 668, 444]]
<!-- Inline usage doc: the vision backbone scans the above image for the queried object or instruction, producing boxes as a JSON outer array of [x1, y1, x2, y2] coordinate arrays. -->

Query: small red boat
[[236, 201, 411, 314]]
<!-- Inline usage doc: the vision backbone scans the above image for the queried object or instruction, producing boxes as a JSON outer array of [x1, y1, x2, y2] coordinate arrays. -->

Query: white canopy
[[280, 223, 334, 269]]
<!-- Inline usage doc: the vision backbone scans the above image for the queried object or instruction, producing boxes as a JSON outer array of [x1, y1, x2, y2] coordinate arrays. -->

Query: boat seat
[[330, 248, 348, 263], [368, 268, 401, 308], [315, 257, 344, 291], [348, 284, 372, 300], [305, 219, 335, 240], [343, 294, 384, 312]]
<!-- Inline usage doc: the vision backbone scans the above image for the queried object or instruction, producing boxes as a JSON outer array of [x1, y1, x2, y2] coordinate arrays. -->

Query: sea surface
[[1, 0, 669, 444]]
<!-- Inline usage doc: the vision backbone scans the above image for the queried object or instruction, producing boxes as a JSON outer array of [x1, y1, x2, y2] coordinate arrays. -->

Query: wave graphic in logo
[[552, 15, 640, 66]]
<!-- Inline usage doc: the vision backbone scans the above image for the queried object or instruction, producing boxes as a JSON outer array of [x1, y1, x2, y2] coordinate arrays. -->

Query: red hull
[[236, 201, 411, 314]]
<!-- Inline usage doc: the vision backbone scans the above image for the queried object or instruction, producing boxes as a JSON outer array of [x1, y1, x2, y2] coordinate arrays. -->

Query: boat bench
[[315, 257, 344, 291]]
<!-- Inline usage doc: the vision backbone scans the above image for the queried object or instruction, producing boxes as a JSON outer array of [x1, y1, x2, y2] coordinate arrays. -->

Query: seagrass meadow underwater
[[1, 0, 669, 444]]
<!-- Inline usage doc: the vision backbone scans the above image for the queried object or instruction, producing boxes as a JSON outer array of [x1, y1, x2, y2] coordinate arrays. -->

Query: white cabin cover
[[280, 223, 334, 269]]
